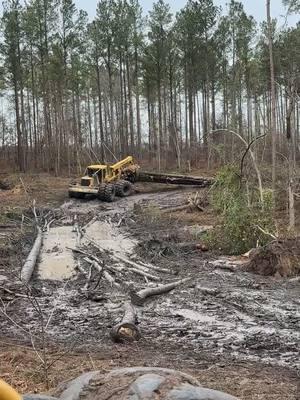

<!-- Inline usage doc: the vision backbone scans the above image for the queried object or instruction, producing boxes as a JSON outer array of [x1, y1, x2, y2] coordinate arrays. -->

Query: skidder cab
[[68, 156, 139, 202]]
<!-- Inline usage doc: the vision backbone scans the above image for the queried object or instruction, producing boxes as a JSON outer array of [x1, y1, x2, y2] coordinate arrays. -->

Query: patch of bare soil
[[0, 179, 299, 399], [0, 173, 71, 209], [244, 238, 300, 277]]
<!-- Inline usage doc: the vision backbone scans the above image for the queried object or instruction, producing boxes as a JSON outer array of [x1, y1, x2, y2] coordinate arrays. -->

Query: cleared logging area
[[0, 181, 299, 399]]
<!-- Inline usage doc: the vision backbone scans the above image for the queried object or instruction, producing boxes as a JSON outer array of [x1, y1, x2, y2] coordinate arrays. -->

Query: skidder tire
[[103, 184, 116, 202], [115, 180, 133, 197], [103, 183, 116, 202], [98, 183, 107, 201]]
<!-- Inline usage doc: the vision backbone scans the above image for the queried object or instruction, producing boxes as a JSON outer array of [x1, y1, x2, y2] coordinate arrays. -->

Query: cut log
[[137, 171, 213, 187], [110, 302, 141, 342], [21, 227, 43, 284], [130, 278, 191, 306]]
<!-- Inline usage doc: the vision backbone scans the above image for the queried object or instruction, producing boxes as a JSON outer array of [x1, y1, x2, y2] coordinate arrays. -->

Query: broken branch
[[130, 278, 191, 306]]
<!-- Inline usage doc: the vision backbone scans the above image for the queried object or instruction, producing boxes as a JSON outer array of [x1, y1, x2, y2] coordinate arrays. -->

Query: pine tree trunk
[[211, 83, 216, 131], [267, 0, 277, 190], [107, 48, 115, 153], [135, 47, 142, 157], [119, 53, 125, 157], [96, 61, 105, 161], [157, 72, 162, 171], [87, 88, 93, 149], [13, 77, 23, 172], [126, 54, 134, 152]]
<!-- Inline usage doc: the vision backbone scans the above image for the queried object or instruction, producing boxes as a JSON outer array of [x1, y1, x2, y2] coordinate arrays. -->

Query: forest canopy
[[0, 0, 299, 174]]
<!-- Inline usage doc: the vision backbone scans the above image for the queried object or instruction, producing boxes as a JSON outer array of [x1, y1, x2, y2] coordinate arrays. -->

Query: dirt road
[[0, 186, 299, 399]]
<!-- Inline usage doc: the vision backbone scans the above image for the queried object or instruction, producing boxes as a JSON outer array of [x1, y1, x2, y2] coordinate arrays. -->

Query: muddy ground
[[0, 175, 299, 399]]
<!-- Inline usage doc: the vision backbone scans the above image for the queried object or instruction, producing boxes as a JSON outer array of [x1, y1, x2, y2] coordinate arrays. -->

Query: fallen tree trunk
[[110, 302, 140, 342], [137, 171, 213, 187], [130, 278, 191, 306], [21, 227, 43, 284]]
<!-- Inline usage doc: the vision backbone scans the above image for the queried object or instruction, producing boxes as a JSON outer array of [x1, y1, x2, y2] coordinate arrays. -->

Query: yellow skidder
[[0, 380, 21, 400]]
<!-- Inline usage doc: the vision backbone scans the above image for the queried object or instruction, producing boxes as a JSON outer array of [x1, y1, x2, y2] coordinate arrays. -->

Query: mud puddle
[[38, 219, 137, 280], [38, 226, 77, 280], [84, 220, 137, 256], [38, 188, 185, 281]]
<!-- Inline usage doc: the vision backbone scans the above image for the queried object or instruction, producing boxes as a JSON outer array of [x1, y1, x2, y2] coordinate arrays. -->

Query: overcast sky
[[74, 0, 299, 25], [0, 0, 298, 26]]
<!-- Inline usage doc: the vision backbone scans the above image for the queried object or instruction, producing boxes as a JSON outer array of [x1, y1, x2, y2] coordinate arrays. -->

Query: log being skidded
[[137, 171, 213, 187], [21, 227, 43, 284]]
